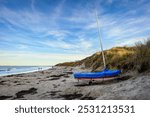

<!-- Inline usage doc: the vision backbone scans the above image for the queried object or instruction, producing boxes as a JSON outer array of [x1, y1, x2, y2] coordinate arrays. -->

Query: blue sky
[[0, 0, 150, 65]]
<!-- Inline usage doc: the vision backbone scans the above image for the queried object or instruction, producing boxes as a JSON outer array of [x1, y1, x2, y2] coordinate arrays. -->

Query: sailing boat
[[73, 11, 121, 82]]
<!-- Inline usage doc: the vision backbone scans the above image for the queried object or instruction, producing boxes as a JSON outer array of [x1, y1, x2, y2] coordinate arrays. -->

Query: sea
[[0, 66, 51, 76]]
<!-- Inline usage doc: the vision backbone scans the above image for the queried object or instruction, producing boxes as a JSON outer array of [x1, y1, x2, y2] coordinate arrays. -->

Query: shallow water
[[0, 66, 51, 76]]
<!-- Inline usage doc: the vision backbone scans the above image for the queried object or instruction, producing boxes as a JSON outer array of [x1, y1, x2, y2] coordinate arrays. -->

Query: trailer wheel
[[89, 81, 92, 85]]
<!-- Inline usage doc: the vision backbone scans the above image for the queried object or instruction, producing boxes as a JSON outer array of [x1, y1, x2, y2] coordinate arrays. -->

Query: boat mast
[[95, 10, 106, 68]]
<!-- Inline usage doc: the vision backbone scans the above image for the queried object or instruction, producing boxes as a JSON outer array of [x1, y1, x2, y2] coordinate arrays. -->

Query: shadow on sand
[[74, 75, 132, 87]]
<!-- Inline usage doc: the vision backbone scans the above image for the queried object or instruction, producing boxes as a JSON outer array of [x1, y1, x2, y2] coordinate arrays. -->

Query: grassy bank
[[56, 39, 150, 73]]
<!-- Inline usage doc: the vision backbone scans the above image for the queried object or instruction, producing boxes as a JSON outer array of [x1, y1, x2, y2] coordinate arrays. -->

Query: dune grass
[[134, 39, 150, 72]]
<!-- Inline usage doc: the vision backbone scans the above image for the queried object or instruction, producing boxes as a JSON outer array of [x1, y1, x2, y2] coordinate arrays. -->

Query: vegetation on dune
[[134, 39, 150, 72], [56, 39, 150, 73]]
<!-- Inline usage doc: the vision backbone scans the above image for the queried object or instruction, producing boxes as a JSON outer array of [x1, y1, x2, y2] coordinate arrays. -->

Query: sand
[[0, 66, 150, 100]]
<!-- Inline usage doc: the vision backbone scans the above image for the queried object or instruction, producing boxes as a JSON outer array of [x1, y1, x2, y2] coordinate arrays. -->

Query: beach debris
[[50, 74, 67, 77], [0, 95, 13, 100], [15, 87, 37, 99]]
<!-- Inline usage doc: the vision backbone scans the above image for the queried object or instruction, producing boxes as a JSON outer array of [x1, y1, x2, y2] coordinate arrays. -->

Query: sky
[[0, 0, 150, 66]]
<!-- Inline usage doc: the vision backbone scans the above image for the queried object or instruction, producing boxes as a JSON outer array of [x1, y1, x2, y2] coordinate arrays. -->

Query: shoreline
[[0, 66, 51, 77], [0, 66, 150, 100]]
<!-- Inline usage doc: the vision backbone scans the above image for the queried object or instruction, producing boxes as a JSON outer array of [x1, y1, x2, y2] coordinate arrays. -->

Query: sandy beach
[[0, 66, 150, 100]]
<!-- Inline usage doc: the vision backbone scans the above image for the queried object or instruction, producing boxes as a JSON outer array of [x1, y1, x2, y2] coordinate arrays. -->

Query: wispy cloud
[[41, 38, 93, 53], [0, 0, 67, 33]]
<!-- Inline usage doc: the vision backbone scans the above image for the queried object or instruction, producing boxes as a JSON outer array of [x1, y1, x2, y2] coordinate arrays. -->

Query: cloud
[[79, 38, 92, 49], [41, 37, 93, 51], [104, 14, 150, 40], [115, 36, 148, 46], [42, 40, 73, 49], [85, 22, 97, 30], [0, 50, 88, 65], [97, 4, 150, 47], [31, 0, 36, 11], [0, 0, 67, 34], [44, 30, 70, 39], [0, 7, 47, 33], [18, 44, 29, 49], [107, 0, 113, 4]]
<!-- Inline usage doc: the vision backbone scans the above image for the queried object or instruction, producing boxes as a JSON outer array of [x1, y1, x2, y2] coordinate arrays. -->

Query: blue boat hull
[[74, 69, 121, 79]]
